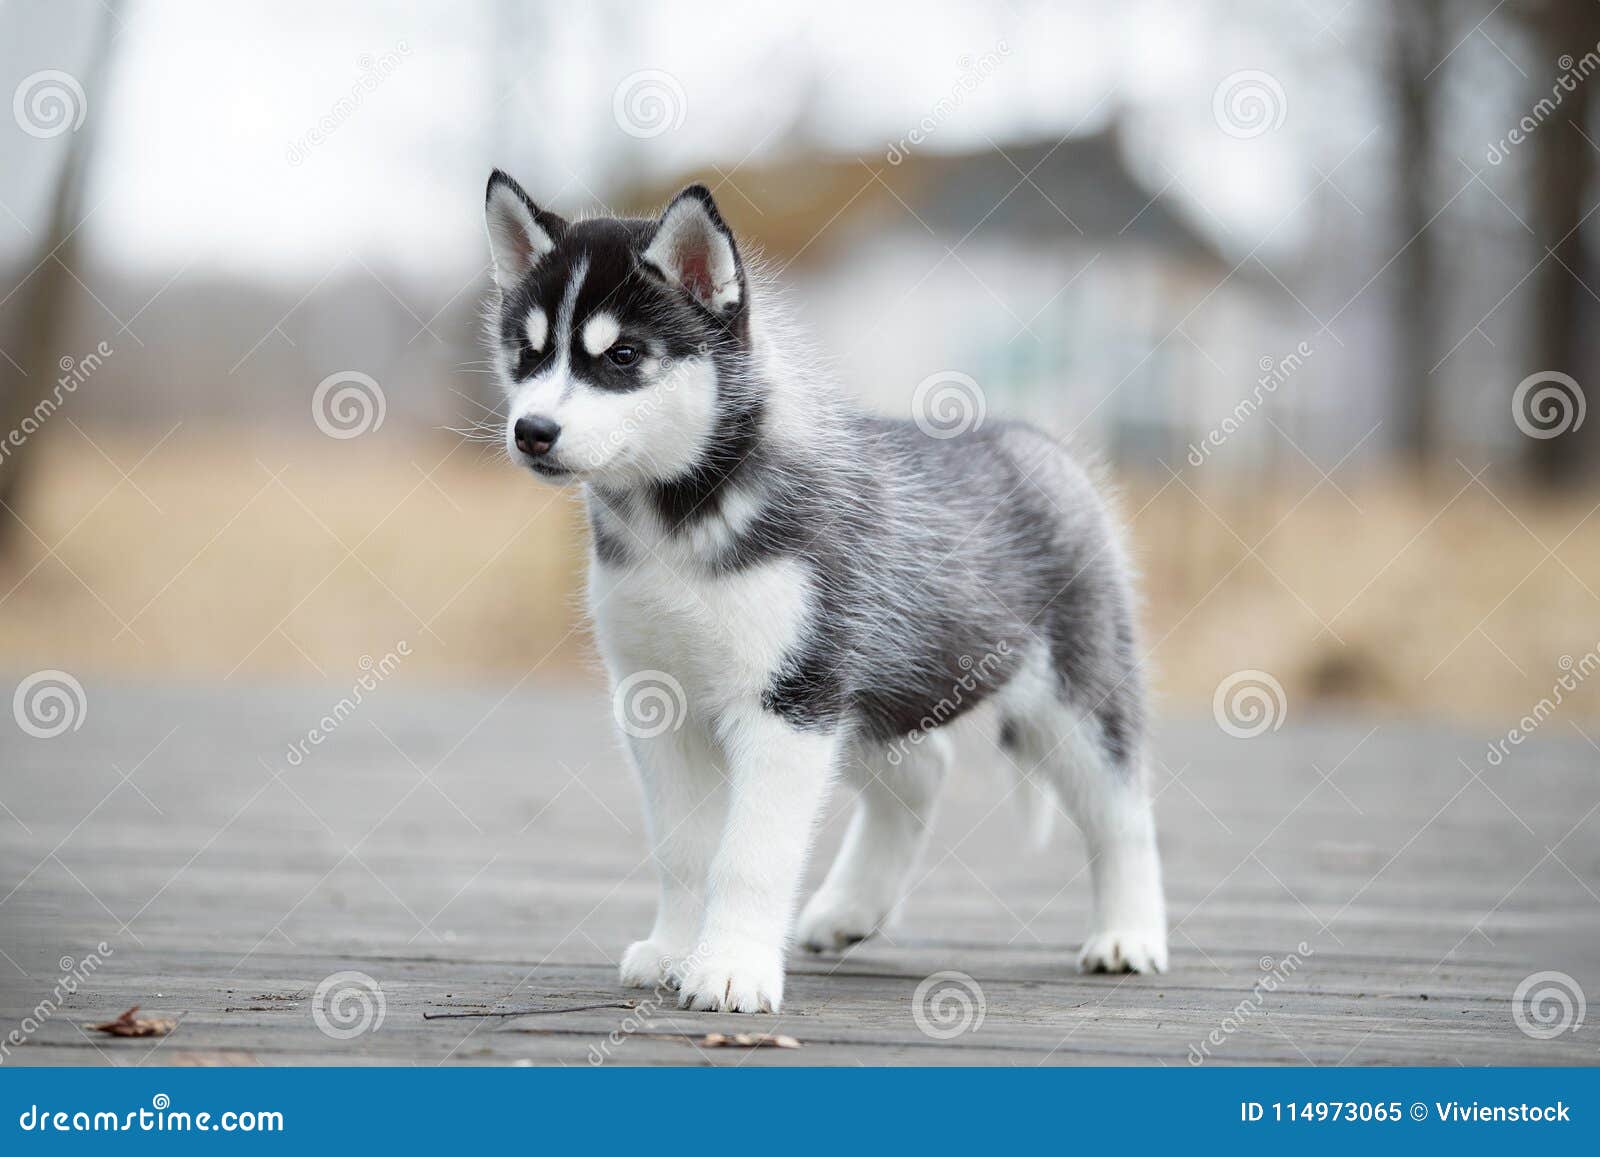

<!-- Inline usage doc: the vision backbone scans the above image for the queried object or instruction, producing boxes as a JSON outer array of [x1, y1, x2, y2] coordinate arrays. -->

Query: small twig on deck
[[422, 1000, 637, 1020]]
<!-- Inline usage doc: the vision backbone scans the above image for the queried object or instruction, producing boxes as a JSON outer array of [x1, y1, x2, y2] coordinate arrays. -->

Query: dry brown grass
[[1131, 467, 1600, 722], [3, 426, 1598, 725]]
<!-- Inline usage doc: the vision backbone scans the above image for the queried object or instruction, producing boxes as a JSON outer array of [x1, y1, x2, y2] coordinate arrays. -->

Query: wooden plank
[[1, 682, 1596, 1066]]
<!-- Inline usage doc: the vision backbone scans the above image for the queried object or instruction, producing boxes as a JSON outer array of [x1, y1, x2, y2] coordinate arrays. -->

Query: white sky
[[69, 0, 1324, 282]]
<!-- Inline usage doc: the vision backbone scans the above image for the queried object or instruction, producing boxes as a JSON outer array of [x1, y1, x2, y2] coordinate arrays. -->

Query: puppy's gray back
[[765, 412, 1143, 765]]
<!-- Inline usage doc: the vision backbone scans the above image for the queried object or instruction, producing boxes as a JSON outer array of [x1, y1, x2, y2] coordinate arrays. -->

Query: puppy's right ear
[[484, 170, 566, 291]]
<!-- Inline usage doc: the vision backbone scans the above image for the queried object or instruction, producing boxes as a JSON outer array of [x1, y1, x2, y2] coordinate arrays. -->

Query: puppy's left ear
[[642, 185, 745, 318]]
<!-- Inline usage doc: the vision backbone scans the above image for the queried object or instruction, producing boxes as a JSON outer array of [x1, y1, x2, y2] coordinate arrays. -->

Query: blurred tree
[[0, 0, 119, 550], [1517, 0, 1600, 486], [1388, 0, 1447, 469]]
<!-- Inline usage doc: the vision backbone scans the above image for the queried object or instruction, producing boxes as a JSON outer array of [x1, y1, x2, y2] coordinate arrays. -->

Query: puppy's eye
[[606, 343, 639, 368]]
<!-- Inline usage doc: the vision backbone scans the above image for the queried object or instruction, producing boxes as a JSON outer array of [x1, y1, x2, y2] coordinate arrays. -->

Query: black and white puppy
[[482, 171, 1167, 1013]]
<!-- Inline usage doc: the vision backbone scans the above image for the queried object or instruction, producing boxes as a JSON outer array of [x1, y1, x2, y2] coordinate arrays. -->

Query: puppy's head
[[483, 171, 748, 489]]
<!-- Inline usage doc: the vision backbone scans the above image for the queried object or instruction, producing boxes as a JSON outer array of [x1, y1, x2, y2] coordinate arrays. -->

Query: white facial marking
[[582, 313, 622, 358], [506, 259, 589, 461], [524, 307, 548, 353], [555, 256, 588, 363]]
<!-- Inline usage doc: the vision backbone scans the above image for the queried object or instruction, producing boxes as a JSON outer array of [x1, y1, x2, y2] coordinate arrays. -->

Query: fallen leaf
[[90, 1006, 175, 1038], [701, 1031, 800, 1049]]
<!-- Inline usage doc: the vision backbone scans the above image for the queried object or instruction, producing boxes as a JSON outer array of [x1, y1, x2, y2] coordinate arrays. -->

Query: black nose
[[514, 416, 560, 457]]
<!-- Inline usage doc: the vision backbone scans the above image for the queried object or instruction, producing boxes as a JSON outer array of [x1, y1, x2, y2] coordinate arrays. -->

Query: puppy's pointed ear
[[485, 170, 566, 290], [642, 185, 745, 316]]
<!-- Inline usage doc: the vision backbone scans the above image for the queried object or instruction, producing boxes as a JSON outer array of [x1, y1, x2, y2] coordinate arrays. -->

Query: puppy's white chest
[[589, 550, 813, 714]]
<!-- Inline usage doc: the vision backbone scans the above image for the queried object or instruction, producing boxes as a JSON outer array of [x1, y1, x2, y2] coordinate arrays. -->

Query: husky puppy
[[482, 171, 1167, 1013]]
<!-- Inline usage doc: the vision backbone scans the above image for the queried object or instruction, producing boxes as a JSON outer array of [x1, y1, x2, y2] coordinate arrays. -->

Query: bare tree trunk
[[1388, 0, 1446, 469], [0, 2, 120, 549], [1523, 0, 1600, 486]]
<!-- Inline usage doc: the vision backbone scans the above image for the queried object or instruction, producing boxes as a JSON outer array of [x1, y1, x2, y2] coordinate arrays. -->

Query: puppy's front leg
[[619, 725, 727, 992], [678, 706, 839, 1013]]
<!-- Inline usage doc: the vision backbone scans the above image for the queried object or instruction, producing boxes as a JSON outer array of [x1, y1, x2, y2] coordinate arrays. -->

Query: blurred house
[[625, 125, 1299, 469]]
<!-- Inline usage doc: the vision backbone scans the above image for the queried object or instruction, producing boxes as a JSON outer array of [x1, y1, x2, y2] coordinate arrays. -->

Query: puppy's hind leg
[[798, 731, 950, 952], [1003, 691, 1168, 974], [1070, 751, 1168, 975]]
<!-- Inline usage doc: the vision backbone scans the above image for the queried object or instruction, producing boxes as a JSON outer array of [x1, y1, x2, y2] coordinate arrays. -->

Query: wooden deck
[[2, 679, 1597, 1066]]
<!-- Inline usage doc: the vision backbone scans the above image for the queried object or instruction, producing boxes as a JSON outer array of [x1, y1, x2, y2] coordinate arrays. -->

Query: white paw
[[797, 890, 886, 953], [677, 945, 784, 1013], [1078, 929, 1168, 974], [619, 938, 686, 990]]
